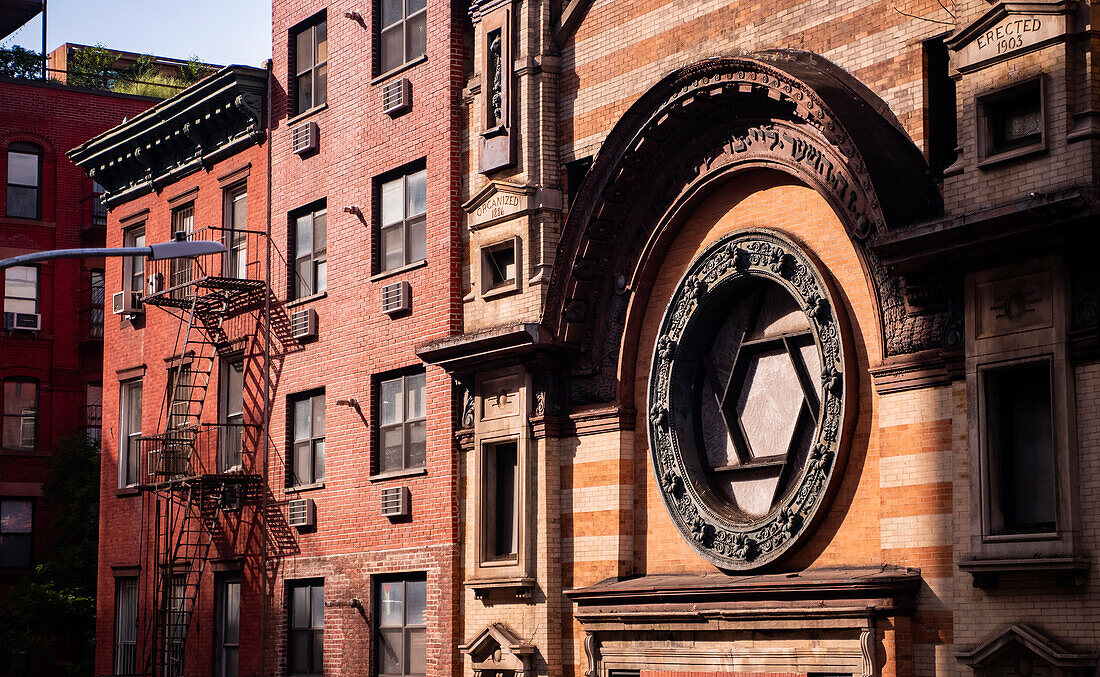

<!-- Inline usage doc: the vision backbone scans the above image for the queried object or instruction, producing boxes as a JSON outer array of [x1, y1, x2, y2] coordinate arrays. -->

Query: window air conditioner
[[288, 498, 315, 529], [380, 486, 409, 518], [3, 312, 41, 331], [290, 308, 318, 340], [291, 121, 319, 156], [112, 291, 143, 315], [381, 281, 411, 315], [381, 78, 411, 116]]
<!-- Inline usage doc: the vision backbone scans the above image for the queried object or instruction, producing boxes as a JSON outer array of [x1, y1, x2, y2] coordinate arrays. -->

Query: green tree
[[112, 70, 188, 99], [0, 45, 44, 80], [0, 435, 100, 677], [179, 55, 214, 85], [68, 43, 120, 90]]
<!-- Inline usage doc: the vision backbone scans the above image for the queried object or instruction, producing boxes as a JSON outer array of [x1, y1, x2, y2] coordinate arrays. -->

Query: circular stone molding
[[647, 229, 852, 570]]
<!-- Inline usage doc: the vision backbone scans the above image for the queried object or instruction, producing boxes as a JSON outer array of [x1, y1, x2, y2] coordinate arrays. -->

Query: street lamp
[[0, 238, 228, 271]]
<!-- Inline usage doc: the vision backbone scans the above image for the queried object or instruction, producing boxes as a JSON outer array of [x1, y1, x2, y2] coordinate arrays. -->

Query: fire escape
[[135, 227, 266, 677]]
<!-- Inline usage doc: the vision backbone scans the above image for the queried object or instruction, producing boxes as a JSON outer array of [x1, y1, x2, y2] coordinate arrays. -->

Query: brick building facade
[[75, 0, 1100, 676], [0, 73, 154, 595]]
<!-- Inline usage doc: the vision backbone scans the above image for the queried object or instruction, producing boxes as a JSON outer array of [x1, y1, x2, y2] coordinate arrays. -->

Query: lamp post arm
[[0, 241, 227, 271]]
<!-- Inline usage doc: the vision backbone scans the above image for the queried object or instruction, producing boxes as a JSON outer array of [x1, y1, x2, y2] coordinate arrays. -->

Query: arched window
[[6, 142, 42, 219]]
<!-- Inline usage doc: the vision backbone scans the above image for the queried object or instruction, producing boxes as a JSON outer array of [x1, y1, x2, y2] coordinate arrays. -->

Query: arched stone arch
[[545, 52, 944, 405], [0, 131, 57, 155]]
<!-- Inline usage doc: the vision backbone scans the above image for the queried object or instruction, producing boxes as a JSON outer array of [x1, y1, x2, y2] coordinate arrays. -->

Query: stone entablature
[[68, 65, 266, 208], [947, 2, 1075, 74]]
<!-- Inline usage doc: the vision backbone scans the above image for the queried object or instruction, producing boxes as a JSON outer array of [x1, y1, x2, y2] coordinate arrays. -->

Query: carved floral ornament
[[647, 229, 853, 570]]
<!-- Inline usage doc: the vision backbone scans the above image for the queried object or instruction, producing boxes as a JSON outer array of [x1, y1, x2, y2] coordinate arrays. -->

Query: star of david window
[[698, 282, 820, 518], [648, 230, 852, 570]]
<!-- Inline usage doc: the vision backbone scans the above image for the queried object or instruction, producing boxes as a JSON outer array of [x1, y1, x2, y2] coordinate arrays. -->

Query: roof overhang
[[0, 0, 43, 41]]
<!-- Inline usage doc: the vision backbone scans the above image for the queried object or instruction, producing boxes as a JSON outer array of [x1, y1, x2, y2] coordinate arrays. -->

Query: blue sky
[[4, 0, 272, 67]]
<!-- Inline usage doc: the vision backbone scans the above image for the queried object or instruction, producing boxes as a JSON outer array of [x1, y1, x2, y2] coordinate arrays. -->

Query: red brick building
[[0, 68, 154, 593], [71, 0, 467, 673]]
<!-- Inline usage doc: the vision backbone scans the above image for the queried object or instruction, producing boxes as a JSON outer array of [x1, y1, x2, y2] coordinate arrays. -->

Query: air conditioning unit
[[380, 486, 409, 518], [288, 498, 315, 529], [112, 291, 143, 315], [3, 312, 41, 331], [291, 121, 319, 156], [381, 78, 411, 116], [290, 308, 318, 340], [381, 281, 411, 315]]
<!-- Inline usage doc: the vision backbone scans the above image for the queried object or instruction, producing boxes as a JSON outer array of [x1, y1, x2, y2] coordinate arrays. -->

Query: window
[[379, 0, 426, 74], [113, 576, 138, 675], [379, 168, 426, 272], [482, 440, 518, 562], [90, 270, 105, 337], [978, 78, 1045, 163], [6, 142, 41, 219], [86, 382, 102, 443], [4, 265, 38, 314], [2, 379, 37, 450], [164, 573, 188, 677], [379, 372, 425, 473], [290, 392, 325, 486], [293, 16, 328, 116], [92, 181, 107, 225], [292, 204, 327, 299], [983, 363, 1056, 535], [220, 360, 245, 472], [167, 364, 193, 431], [224, 183, 248, 279], [288, 581, 323, 676], [481, 238, 519, 295], [124, 226, 146, 295], [0, 498, 33, 567], [216, 575, 240, 677], [119, 379, 143, 487], [376, 575, 426, 677], [170, 203, 195, 297], [923, 37, 957, 178]]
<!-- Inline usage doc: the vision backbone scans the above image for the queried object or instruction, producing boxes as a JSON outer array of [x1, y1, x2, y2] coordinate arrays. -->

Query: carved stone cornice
[[68, 65, 267, 209]]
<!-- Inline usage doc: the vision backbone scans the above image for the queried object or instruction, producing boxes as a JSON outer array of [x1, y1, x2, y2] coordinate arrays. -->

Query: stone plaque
[[975, 270, 1053, 340], [950, 4, 1069, 73], [480, 375, 521, 421], [464, 181, 534, 230]]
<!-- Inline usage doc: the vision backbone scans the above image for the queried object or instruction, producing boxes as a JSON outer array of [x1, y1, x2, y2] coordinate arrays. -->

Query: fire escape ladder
[[166, 296, 219, 435]]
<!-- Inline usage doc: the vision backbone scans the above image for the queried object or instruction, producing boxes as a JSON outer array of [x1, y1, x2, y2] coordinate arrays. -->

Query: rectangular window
[[2, 379, 37, 450], [92, 181, 107, 225], [124, 226, 146, 295], [6, 142, 41, 219], [164, 573, 188, 677], [482, 440, 519, 562], [376, 575, 426, 677], [170, 204, 195, 297], [291, 392, 325, 486], [293, 16, 328, 116], [984, 362, 1057, 535], [379, 168, 426, 272], [90, 270, 105, 337], [288, 581, 323, 676], [978, 78, 1045, 163], [379, 372, 426, 473], [86, 382, 102, 443], [481, 238, 519, 296], [379, 0, 427, 74], [216, 575, 241, 677], [4, 265, 38, 314], [224, 183, 248, 279], [119, 379, 143, 487], [292, 204, 327, 299], [0, 498, 33, 568], [167, 364, 193, 431], [220, 360, 245, 472], [113, 576, 138, 675]]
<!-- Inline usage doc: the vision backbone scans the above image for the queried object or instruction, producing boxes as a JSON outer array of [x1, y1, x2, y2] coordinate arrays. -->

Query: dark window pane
[[407, 420, 425, 468], [407, 216, 426, 264], [296, 28, 313, 74], [0, 534, 32, 567], [291, 586, 309, 627], [406, 580, 426, 624], [6, 185, 37, 218], [381, 0, 402, 28], [382, 225, 404, 271], [408, 0, 426, 14], [316, 64, 328, 109], [311, 630, 323, 673], [313, 439, 325, 481], [378, 629, 401, 673], [382, 428, 403, 471], [407, 628, 426, 674], [296, 75, 313, 114], [289, 631, 308, 673], [381, 25, 403, 73], [315, 22, 328, 63]]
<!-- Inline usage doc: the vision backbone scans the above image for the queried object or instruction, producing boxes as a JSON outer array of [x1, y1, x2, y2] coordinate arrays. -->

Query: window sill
[[0, 216, 54, 229], [370, 259, 427, 283], [286, 291, 327, 309], [959, 554, 1089, 588], [371, 55, 428, 86], [369, 467, 427, 483], [465, 575, 535, 600], [287, 103, 328, 126], [116, 486, 141, 498], [977, 141, 1046, 169], [482, 282, 520, 300], [285, 482, 325, 494]]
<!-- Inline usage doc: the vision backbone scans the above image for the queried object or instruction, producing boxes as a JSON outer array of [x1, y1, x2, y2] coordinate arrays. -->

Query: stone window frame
[[962, 256, 1083, 582], [290, 11, 328, 117], [479, 236, 521, 299], [468, 365, 533, 593], [976, 74, 1047, 168]]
